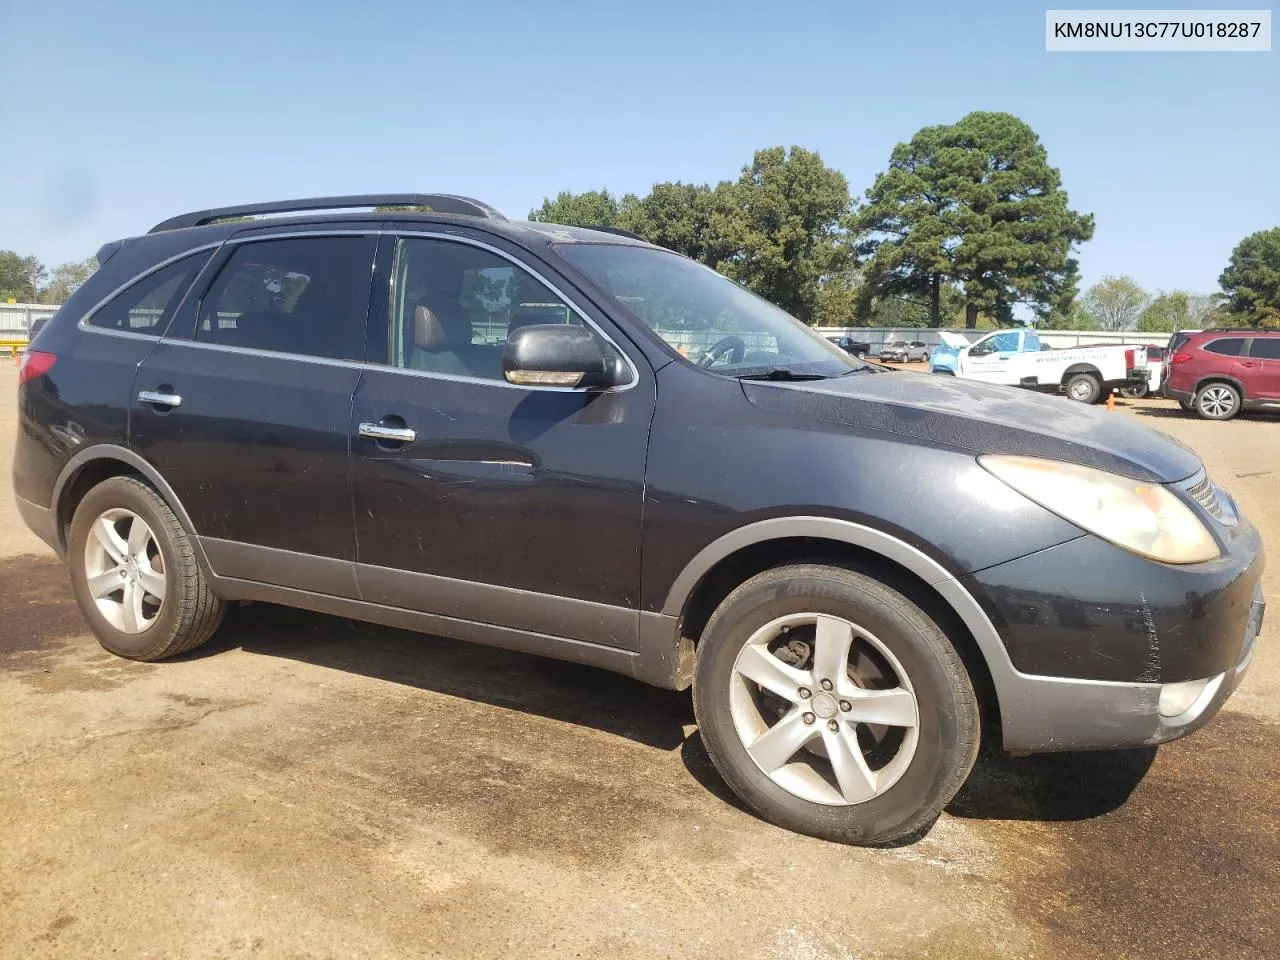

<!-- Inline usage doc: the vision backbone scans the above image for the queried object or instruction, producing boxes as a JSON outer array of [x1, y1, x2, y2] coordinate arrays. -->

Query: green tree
[[1136, 291, 1191, 333], [616, 182, 728, 265], [39, 257, 98, 304], [1080, 276, 1148, 331], [714, 146, 855, 324], [0, 251, 46, 301], [857, 112, 1094, 328], [1039, 301, 1093, 330], [528, 189, 628, 228], [1219, 227, 1280, 328]]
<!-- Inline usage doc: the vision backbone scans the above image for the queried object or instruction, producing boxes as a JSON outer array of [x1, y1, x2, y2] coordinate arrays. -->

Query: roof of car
[[1186, 328, 1277, 338], [136, 194, 656, 253]]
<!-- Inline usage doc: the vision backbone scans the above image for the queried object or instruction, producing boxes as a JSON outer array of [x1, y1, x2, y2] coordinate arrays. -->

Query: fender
[[50, 443, 214, 577], [658, 515, 1052, 747]]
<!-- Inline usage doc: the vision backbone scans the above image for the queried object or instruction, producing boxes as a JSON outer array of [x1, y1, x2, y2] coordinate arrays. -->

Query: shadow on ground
[[948, 743, 1155, 821], [1131, 405, 1280, 422], [3, 553, 1171, 831]]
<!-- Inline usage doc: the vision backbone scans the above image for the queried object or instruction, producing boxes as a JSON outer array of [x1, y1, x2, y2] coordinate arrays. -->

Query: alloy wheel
[[1199, 386, 1236, 418], [729, 613, 919, 806], [83, 508, 167, 634]]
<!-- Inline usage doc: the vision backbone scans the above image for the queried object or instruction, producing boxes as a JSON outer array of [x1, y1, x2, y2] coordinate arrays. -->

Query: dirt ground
[[2, 363, 1277, 960]]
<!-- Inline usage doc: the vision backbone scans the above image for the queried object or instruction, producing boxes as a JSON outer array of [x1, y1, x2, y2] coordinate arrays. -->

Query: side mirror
[[502, 324, 620, 389]]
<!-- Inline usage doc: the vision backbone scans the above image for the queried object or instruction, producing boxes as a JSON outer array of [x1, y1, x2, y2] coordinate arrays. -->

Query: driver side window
[[385, 238, 589, 382]]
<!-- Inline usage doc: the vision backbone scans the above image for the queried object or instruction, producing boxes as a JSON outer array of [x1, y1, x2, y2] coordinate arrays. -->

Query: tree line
[[0, 251, 98, 305], [531, 112, 1278, 331]]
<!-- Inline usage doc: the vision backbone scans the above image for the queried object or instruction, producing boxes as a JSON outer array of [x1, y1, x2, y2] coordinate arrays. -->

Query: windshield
[[555, 243, 865, 378]]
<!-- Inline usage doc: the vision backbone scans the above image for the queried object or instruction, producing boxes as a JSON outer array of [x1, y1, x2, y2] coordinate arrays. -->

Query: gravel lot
[[2, 363, 1277, 960]]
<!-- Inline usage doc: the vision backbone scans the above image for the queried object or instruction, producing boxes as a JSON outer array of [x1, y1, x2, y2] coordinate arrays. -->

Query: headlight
[[979, 455, 1220, 564]]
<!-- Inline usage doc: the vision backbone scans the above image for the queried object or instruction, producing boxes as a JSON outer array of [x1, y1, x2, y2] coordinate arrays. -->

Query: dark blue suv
[[14, 195, 1266, 845]]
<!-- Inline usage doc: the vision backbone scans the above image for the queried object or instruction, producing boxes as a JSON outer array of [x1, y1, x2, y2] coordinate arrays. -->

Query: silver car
[[880, 339, 930, 362]]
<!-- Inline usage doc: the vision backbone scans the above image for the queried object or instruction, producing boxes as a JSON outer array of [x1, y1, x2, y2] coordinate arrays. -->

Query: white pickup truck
[[929, 328, 1150, 403]]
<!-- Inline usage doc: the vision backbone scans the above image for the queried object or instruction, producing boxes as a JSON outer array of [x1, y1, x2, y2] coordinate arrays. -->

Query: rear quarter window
[[85, 251, 212, 336], [1203, 338, 1245, 356]]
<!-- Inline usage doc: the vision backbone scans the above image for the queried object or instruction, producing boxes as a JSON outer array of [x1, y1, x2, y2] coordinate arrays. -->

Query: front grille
[[1185, 473, 1230, 524]]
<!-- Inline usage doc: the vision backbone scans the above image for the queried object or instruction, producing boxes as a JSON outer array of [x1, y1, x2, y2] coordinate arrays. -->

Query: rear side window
[[1203, 338, 1244, 356], [1249, 338, 1280, 360], [87, 251, 211, 336], [196, 236, 377, 360]]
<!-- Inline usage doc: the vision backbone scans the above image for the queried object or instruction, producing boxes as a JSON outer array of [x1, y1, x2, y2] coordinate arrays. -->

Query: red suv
[[1164, 330, 1280, 420]]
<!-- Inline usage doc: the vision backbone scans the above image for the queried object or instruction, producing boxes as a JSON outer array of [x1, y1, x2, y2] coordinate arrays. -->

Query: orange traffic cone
[[1106, 393, 1116, 411]]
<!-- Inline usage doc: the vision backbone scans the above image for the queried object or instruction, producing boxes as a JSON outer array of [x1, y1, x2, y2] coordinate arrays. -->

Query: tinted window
[[197, 236, 376, 360], [87, 251, 211, 335], [385, 237, 587, 381], [1203, 338, 1244, 356], [1248, 338, 1280, 360]]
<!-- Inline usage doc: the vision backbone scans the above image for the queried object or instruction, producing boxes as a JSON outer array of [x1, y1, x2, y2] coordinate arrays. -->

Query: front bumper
[[990, 582, 1263, 753], [959, 495, 1265, 753]]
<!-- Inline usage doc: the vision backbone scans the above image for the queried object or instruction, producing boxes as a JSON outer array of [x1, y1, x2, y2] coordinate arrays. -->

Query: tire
[[1194, 382, 1241, 421], [692, 564, 980, 846], [922, 353, 930, 365], [1064, 372, 1101, 404], [68, 475, 224, 661], [1119, 383, 1149, 399]]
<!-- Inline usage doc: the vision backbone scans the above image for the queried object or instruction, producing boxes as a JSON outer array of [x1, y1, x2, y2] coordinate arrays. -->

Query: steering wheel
[[698, 335, 746, 368]]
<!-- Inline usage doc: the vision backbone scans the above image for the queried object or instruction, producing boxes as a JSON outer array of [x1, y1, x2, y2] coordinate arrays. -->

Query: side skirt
[[208, 575, 686, 690]]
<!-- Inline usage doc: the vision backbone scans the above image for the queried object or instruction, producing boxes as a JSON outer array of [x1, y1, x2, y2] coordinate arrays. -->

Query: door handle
[[358, 422, 417, 443], [1239, 362, 1256, 368], [138, 390, 183, 408]]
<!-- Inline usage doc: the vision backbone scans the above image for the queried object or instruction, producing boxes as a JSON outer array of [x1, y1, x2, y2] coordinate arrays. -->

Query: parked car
[[824, 334, 871, 358], [933, 328, 1149, 403], [14, 194, 1266, 846], [879, 339, 929, 362], [1118, 345, 1165, 399], [1163, 329, 1280, 419], [28, 314, 54, 339]]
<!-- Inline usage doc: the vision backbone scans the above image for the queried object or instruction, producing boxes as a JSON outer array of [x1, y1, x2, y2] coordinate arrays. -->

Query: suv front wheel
[[68, 476, 225, 661], [693, 564, 980, 845]]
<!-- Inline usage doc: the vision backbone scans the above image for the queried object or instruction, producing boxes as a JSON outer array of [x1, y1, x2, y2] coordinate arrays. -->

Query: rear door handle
[[358, 422, 417, 443], [138, 390, 183, 408]]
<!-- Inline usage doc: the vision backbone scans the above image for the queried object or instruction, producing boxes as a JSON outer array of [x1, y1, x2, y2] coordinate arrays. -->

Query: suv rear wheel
[[1194, 382, 1241, 421], [693, 564, 980, 845], [68, 476, 224, 660]]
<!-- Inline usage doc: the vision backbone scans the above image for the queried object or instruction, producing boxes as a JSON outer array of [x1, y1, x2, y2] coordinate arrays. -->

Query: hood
[[742, 371, 1202, 483], [935, 331, 971, 349]]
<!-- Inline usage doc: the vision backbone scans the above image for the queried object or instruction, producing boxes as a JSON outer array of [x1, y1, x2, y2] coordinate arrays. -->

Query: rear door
[[131, 231, 378, 596], [1242, 337, 1280, 400], [349, 231, 656, 649]]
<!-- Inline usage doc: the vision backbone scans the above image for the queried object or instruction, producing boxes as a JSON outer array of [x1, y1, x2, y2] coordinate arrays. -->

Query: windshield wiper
[[735, 368, 830, 381]]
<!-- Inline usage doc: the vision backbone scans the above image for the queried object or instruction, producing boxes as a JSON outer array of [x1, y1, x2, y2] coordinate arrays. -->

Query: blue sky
[[1, 0, 1276, 298]]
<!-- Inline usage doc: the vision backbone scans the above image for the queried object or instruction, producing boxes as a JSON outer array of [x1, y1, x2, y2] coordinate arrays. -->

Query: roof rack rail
[[582, 224, 647, 242], [148, 194, 505, 234]]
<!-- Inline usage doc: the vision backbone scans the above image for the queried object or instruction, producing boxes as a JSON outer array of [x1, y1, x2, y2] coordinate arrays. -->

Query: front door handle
[[138, 390, 183, 408], [358, 421, 417, 443]]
